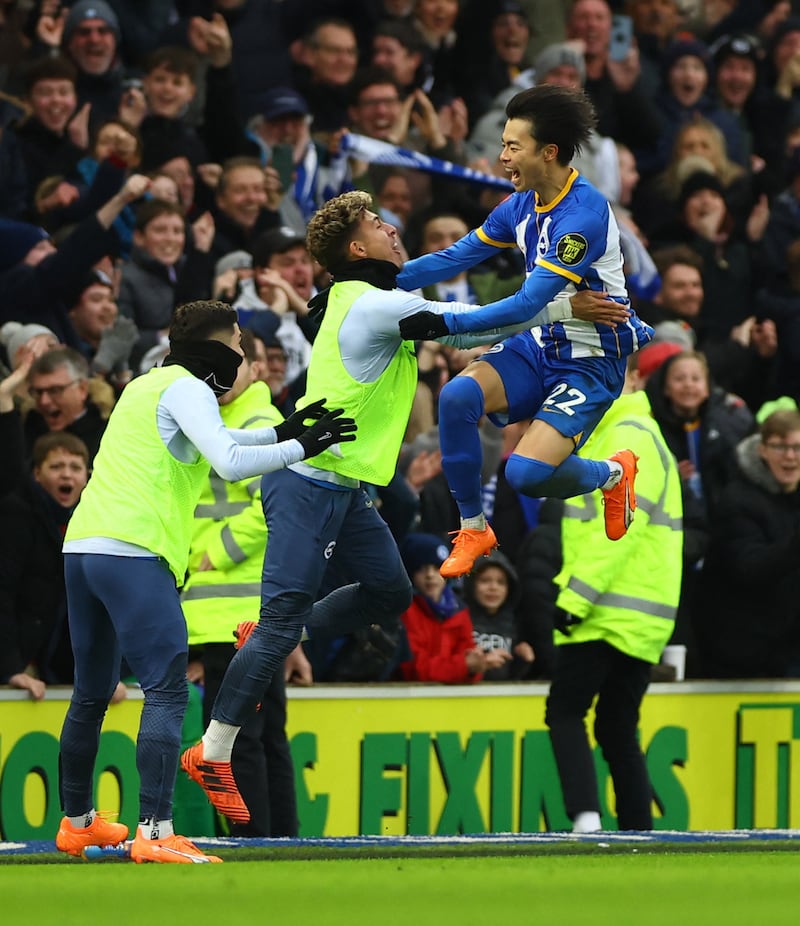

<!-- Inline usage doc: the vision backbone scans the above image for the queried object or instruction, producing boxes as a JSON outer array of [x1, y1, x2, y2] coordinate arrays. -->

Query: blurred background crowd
[[2, 0, 800, 698]]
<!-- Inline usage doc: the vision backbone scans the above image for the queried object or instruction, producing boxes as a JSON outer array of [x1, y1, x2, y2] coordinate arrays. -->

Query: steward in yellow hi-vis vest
[[545, 362, 683, 834], [556, 387, 683, 663], [182, 379, 281, 644]]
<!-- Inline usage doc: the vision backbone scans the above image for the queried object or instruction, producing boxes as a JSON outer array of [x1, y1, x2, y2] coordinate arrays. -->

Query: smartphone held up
[[609, 14, 633, 62]]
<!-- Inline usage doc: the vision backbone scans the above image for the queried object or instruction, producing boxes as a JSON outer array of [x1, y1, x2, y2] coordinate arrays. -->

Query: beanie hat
[[636, 341, 685, 380], [0, 218, 50, 272], [399, 532, 450, 577], [652, 319, 696, 349], [755, 396, 799, 424], [214, 250, 253, 278], [63, 1, 121, 46], [0, 321, 59, 365], [679, 170, 725, 208], [674, 153, 716, 189], [493, 1, 527, 21], [662, 38, 711, 76], [709, 32, 761, 69], [65, 268, 114, 309], [534, 42, 586, 85]]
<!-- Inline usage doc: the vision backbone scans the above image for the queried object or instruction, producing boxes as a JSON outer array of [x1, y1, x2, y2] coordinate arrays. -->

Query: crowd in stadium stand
[[2, 0, 800, 697]]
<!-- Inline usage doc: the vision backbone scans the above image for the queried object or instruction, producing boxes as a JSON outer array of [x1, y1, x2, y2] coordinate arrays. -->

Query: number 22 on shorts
[[542, 382, 587, 416]]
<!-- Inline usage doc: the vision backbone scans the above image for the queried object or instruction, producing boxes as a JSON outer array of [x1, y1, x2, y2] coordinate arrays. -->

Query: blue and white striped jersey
[[398, 169, 653, 360]]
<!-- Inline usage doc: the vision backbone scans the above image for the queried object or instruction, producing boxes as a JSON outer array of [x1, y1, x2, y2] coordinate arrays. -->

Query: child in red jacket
[[398, 533, 509, 684]]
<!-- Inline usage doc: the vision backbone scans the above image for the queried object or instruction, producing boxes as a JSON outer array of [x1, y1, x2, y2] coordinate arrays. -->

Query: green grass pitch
[[3, 847, 800, 925]]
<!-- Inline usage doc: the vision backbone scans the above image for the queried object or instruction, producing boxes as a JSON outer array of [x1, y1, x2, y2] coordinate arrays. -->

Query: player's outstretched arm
[[399, 289, 630, 342], [397, 231, 498, 291]]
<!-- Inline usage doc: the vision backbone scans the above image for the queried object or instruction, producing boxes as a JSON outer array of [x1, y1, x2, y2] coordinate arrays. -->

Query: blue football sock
[[506, 453, 611, 499], [438, 376, 485, 519]]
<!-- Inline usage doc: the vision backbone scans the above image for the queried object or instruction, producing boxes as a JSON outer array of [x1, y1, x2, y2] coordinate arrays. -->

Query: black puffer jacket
[[694, 433, 800, 678], [0, 479, 74, 684]]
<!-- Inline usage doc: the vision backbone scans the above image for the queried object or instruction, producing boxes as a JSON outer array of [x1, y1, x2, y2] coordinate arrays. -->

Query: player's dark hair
[[170, 300, 238, 343], [505, 85, 597, 164]]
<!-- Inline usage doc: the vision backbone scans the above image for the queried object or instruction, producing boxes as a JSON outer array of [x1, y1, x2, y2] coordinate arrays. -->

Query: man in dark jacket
[[0, 430, 88, 698], [695, 409, 800, 678]]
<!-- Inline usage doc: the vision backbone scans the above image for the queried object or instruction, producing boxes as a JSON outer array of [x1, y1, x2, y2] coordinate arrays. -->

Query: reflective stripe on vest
[[563, 576, 676, 622], [181, 582, 262, 601]]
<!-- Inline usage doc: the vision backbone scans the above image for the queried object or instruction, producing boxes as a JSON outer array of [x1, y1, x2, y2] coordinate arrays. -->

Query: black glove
[[553, 608, 582, 637], [399, 310, 449, 341], [297, 408, 357, 458], [273, 398, 328, 442], [308, 286, 331, 323]]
